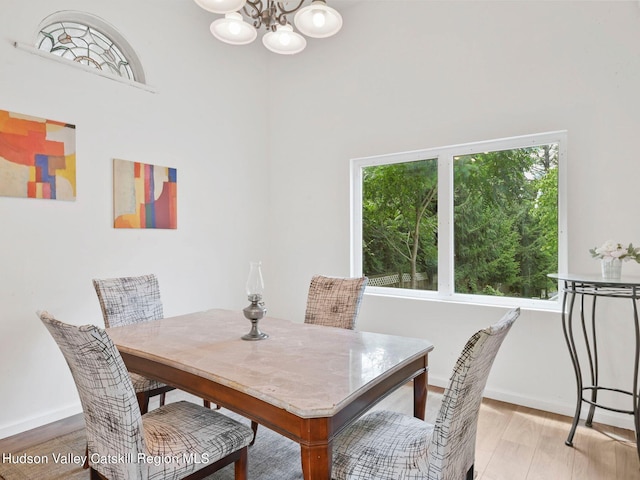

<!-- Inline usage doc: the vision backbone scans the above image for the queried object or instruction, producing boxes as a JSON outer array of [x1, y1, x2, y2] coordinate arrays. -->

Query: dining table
[[106, 309, 435, 480]]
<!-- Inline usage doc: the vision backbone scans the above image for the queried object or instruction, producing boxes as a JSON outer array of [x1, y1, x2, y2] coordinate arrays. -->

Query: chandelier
[[193, 0, 343, 55]]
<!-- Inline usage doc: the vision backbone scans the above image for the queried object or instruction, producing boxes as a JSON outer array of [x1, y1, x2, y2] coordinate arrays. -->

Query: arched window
[[35, 11, 145, 84]]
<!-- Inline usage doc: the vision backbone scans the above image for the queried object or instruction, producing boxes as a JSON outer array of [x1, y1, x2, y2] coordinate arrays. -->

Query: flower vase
[[601, 258, 622, 280]]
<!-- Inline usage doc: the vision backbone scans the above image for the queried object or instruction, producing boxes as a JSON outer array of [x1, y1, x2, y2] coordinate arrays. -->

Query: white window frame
[[350, 131, 567, 311]]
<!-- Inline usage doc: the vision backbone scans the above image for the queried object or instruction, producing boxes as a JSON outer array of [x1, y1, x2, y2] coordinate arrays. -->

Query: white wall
[[265, 1, 640, 429], [3, 0, 640, 439], [0, 0, 270, 437]]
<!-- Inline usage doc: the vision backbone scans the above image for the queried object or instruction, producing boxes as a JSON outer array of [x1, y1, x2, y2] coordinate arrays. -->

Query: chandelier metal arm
[[243, 0, 265, 28], [276, 0, 305, 15], [275, 1, 305, 26], [244, 0, 307, 30]]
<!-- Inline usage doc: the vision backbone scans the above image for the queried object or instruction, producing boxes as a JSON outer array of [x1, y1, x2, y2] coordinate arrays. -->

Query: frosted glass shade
[[194, 0, 247, 14], [262, 24, 306, 55], [294, 0, 342, 38], [210, 12, 257, 45]]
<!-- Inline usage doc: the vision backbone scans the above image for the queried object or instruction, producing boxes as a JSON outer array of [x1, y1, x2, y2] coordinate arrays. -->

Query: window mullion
[[350, 161, 364, 277], [438, 151, 454, 297]]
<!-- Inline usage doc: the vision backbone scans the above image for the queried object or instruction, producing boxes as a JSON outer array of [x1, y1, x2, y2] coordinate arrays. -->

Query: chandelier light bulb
[[228, 20, 241, 35], [312, 11, 326, 28], [210, 12, 257, 45], [262, 24, 306, 55], [279, 31, 291, 46], [193, 0, 247, 14], [294, 0, 342, 38]]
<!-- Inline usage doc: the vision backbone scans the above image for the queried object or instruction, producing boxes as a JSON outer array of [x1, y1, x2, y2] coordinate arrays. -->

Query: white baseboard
[[0, 403, 82, 440], [428, 376, 635, 431]]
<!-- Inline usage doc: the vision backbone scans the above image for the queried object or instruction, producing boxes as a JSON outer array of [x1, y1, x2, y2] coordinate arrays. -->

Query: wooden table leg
[[414, 367, 428, 420], [300, 441, 332, 480]]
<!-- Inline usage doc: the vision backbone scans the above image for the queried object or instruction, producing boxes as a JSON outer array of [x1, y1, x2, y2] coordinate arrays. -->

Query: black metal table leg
[[562, 281, 582, 446], [632, 288, 640, 460]]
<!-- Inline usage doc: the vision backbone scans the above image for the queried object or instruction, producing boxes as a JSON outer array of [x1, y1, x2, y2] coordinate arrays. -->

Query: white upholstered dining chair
[[39, 311, 253, 480], [332, 307, 520, 480], [92, 274, 211, 412], [304, 275, 368, 330]]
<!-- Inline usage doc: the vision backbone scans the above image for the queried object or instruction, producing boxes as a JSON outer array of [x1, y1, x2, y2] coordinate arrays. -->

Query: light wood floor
[[472, 395, 638, 480], [375, 385, 639, 480], [1, 385, 638, 479]]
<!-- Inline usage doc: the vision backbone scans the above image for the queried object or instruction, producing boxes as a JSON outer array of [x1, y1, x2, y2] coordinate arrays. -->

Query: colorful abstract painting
[[113, 158, 177, 229], [0, 109, 76, 200]]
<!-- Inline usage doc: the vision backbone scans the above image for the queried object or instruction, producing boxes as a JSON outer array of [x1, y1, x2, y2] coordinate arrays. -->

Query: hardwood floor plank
[[475, 397, 517, 477], [480, 438, 535, 480], [526, 412, 574, 480], [571, 422, 618, 480], [609, 425, 637, 480], [501, 405, 545, 448], [0, 413, 84, 454]]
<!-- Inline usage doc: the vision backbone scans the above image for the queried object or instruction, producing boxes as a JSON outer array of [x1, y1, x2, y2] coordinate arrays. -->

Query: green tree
[[362, 159, 437, 288], [453, 150, 530, 294], [454, 146, 558, 298]]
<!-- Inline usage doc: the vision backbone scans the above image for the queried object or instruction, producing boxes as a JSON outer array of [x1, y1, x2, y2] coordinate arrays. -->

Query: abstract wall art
[[113, 158, 177, 229], [0, 109, 76, 201]]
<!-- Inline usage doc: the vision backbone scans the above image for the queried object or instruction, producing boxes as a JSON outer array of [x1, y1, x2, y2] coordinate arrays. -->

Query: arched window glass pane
[[36, 21, 135, 81]]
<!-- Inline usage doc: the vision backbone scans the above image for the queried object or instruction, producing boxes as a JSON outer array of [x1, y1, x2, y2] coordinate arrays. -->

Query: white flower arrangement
[[590, 240, 640, 262]]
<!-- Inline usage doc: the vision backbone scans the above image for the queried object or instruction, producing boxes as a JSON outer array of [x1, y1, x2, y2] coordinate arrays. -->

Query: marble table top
[[107, 309, 434, 417]]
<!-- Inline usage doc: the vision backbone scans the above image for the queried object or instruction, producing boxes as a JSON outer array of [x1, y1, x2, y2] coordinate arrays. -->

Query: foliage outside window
[[352, 132, 566, 308]]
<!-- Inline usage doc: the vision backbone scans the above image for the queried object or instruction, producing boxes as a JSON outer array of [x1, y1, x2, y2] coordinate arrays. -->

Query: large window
[[351, 132, 567, 308]]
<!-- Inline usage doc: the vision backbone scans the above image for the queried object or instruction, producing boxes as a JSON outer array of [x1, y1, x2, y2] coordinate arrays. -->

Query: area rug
[[0, 389, 441, 480]]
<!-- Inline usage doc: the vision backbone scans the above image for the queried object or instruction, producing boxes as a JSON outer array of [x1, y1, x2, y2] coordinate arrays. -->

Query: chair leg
[[466, 464, 474, 480], [234, 447, 248, 480], [83, 443, 89, 469], [202, 399, 222, 409], [159, 392, 166, 407], [90, 467, 108, 480], [250, 421, 259, 446], [136, 392, 151, 414]]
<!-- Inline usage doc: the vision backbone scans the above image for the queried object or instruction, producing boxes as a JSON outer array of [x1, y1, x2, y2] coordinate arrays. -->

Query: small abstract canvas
[[0, 109, 76, 200], [113, 158, 177, 229]]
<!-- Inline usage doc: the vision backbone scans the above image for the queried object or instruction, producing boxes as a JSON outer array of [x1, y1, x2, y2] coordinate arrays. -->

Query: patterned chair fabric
[[39, 312, 253, 480], [332, 307, 520, 480], [304, 275, 368, 330], [93, 274, 163, 328], [92, 275, 171, 400]]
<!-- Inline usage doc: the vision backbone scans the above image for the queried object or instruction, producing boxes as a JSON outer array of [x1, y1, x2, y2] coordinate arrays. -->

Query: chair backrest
[[304, 275, 368, 329], [427, 307, 520, 479], [39, 312, 145, 479], [93, 274, 163, 328]]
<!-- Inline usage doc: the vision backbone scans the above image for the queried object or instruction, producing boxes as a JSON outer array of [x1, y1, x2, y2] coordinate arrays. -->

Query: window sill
[[363, 286, 562, 313], [13, 42, 157, 93]]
